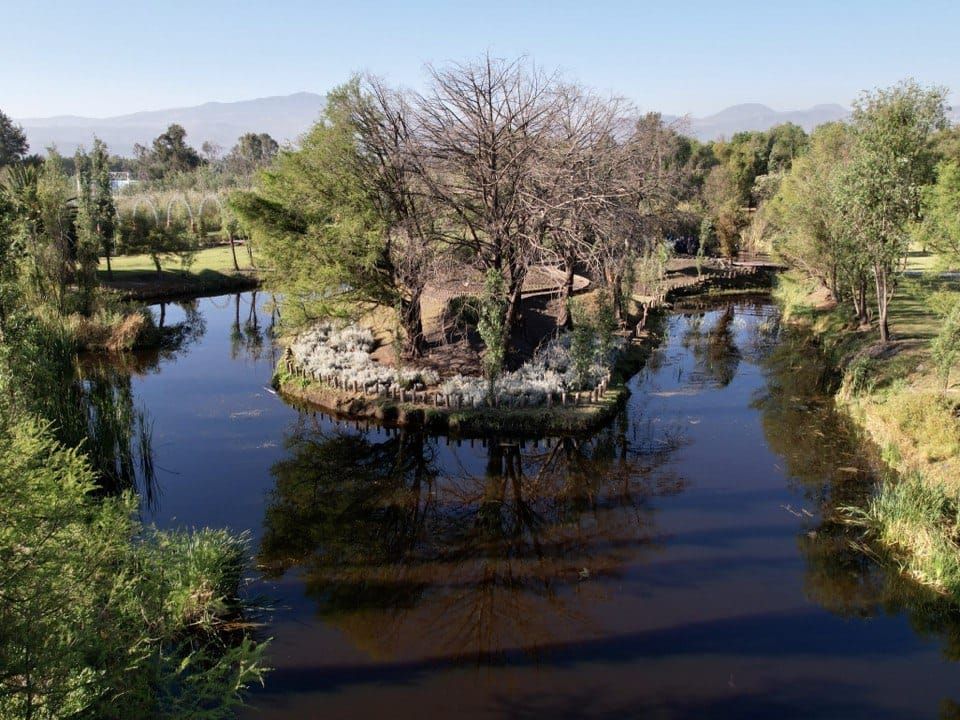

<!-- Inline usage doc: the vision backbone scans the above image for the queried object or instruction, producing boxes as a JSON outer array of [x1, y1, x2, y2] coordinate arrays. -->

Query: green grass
[[99, 246, 258, 300], [846, 473, 960, 596], [102, 245, 254, 277]]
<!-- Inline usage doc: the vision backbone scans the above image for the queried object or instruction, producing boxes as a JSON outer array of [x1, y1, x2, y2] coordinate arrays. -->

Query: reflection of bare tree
[[258, 419, 687, 663]]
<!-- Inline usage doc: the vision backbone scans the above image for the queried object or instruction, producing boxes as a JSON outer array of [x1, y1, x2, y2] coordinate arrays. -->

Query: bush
[[932, 301, 960, 390], [0, 414, 267, 719]]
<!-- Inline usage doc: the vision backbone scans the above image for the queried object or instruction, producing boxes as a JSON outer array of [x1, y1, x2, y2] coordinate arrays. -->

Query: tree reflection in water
[[70, 299, 208, 508], [757, 322, 960, 675], [258, 414, 687, 662], [227, 291, 278, 364], [680, 304, 742, 388]]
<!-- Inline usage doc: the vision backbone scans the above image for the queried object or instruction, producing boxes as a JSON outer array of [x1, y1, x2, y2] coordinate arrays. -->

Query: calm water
[[127, 292, 960, 720]]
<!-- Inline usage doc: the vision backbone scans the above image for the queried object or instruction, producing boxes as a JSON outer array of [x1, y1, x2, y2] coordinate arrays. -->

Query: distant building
[[109, 171, 136, 192]]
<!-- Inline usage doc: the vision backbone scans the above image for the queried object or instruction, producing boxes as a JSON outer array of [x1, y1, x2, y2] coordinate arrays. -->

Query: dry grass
[[60, 308, 151, 353]]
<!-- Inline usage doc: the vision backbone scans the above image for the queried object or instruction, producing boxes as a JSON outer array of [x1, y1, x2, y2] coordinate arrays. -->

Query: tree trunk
[[557, 259, 576, 330], [874, 266, 890, 343], [229, 233, 240, 272], [610, 268, 626, 324], [401, 290, 426, 357], [502, 274, 525, 348], [858, 280, 868, 325], [153, 255, 162, 278], [105, 249, 113, 280]]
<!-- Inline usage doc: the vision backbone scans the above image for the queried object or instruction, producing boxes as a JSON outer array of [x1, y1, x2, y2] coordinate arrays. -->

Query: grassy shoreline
[[774, 270, 960, 596]]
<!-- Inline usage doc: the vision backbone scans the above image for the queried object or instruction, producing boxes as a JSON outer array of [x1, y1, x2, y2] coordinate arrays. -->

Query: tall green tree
[[0, 109, 28, 167], [226, 133, 279, 175], [232, 78, 436, 354], [765, 122, 871, 320], [75, 139, 117, 305], [838, 80, 948, 342], [918, 160, 960, 264], [134, 124, 202, 180]]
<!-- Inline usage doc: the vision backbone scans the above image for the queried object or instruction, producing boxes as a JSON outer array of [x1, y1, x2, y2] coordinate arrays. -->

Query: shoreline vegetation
[[774, 269, 960, 596], [274, 261, 775, 436]]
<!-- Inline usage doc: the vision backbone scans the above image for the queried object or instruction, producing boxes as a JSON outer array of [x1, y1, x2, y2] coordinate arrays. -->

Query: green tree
[[117, 213, 196, 277], [0, 109, 28, 167], [74, 139, 117, 306], [766, 122, 809, 174], [765, 122, 871, 320], [135, 124, 202, 180], [918, 160, 960, 264], [838, 80, 948, 342], [226, 133, 279, 175], [232, 78, 435, 354]]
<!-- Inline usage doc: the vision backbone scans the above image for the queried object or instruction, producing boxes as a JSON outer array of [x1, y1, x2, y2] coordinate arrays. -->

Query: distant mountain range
[[14, 94, 959, 157], [665, 103, 851, 140], [16, 92, 328, 157]]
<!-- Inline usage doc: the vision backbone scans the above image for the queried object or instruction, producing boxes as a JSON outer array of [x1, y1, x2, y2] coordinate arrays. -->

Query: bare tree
[[590, 113, 688, 321], [349, 76, 440, 356], [412, 55, 562, 339], [528, 84, 634, 327]]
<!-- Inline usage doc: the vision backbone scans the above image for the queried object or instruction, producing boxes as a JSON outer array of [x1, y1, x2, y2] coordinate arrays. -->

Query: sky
[[2, 0, 958, 119]]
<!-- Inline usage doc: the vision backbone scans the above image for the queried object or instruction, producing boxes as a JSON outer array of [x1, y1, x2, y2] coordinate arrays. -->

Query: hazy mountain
[[17, 94, 954, 157], [666, 103, 851, 141], [17, 92, 327, 157]]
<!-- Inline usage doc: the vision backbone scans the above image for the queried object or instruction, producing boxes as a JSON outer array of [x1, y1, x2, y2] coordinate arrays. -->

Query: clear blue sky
[[3, 0, 958, 119]]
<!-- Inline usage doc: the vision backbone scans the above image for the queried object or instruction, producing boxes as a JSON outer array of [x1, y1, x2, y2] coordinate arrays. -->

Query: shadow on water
[[254, 298, 960, 716], [758, 321, 960, 663], [258, 413, 688, 663]]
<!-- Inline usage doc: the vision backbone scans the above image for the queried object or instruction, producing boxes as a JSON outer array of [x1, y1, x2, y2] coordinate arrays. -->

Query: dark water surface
[[131, 292, 960, 720]]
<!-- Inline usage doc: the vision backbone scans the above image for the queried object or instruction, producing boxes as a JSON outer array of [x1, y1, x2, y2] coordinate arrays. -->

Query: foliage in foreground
[[0, 413, 267, 719]]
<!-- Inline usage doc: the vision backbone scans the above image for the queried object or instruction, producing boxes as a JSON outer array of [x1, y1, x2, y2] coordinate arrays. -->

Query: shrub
[[932, 301, 960, 390], [0, 415, 266, 719], [569, 300, 597, 388]]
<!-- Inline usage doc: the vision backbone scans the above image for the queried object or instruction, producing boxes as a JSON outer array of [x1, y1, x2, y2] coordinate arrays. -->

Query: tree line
[[760, 80, 956, 343], [233, 56, 816, 364]]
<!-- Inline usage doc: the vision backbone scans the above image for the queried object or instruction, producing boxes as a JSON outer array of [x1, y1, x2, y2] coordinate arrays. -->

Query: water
[[126, 292, 960, 719]]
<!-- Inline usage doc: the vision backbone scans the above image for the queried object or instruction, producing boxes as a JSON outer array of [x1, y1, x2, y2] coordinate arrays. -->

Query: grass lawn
[[102, 245, 255, 277], [99, 245, 258, 300]]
